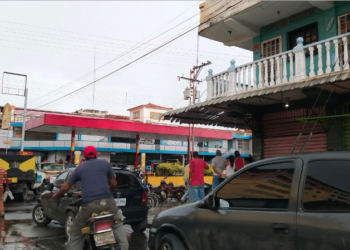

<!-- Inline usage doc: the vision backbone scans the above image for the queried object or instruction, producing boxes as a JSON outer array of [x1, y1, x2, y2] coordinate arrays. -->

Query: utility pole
[[178, 61, 211, 164]]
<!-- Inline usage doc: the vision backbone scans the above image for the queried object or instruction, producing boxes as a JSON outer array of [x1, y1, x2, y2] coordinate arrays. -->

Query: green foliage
[[204, 164, 214, 176], [156, 160, 184, 176]]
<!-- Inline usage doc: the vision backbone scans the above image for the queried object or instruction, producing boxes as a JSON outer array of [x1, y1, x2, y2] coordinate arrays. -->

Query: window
[[236, 139, 249, 150], [133, 111, 140, 119], [302, 160, 350, 211], [338, 13, 350, 68], [287, 22, 318, 50], [150, 112, 162, 120], [216, 162, 295, 210], [261, 36, 281, 58], [53, 171, 69, 191], [57, 133, 78, 141], [80, 135, 108, 142]]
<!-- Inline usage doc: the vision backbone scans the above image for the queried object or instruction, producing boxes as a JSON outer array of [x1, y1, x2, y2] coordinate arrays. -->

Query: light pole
[[1, 72, 28, 152]]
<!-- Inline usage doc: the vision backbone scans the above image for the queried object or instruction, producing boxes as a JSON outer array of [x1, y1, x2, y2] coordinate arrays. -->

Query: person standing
[[0, 166, 9, 218], [189, 151, 209, 202], [225, 155, 235, 178], [52, 146, 129, 250], [234, 150, 244, 171], [180, 164, 190, 203], [211, 150, 226, 189]]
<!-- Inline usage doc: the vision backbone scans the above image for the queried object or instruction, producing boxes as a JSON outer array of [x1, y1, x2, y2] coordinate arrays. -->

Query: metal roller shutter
[[344, 117, 350, 150], [263, 107, 327, 159]]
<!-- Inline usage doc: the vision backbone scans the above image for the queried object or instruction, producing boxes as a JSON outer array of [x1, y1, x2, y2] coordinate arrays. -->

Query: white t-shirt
[[211, 156, 226, 176], [225, 164, 235, 177]]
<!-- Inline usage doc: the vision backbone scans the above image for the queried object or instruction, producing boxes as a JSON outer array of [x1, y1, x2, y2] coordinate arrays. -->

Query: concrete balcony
[[206, 33, 350, 101]]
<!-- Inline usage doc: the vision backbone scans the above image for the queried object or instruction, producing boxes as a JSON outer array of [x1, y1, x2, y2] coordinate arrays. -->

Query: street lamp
[[1, 72, 28, 152]]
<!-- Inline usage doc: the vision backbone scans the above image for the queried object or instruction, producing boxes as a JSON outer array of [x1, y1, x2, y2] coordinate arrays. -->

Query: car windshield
[[44, 164, 63, 170]]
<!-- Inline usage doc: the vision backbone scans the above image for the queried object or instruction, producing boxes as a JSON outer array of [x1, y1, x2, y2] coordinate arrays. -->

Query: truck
[[0, 155, 44, 200]]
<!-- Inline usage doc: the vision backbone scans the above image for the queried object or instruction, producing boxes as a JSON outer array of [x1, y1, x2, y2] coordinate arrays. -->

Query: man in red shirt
[[189, 151, 209, 202]]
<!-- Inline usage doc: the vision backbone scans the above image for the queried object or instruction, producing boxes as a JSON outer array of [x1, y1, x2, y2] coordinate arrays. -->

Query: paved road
[[0, 195, 181, 250]]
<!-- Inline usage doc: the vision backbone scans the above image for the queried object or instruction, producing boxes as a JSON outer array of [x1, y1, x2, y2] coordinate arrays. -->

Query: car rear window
[[114, 172, 141, 189]]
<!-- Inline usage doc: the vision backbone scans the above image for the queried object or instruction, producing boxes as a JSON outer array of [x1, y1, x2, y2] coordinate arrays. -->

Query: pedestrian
[[0, 166, 9, 218], [58, 159, 63, 164], [180, 164, 190, 203], [211, 150, 226, 189], [244, 155, 253, 165], [43, 158, 48, 163], [189, 151, 209, 202], [52, 146, 129, 250], [225, 155, 235, 178], [234, 150, 244, 171]]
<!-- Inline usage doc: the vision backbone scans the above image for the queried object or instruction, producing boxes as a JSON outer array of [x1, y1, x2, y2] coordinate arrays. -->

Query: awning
[[162, 70, 350, 128], [25, 114, 233, 141]]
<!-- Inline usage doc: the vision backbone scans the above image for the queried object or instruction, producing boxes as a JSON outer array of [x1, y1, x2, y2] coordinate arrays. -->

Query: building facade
[[0, 103, 252, 165], [163, 1, 350, 160]]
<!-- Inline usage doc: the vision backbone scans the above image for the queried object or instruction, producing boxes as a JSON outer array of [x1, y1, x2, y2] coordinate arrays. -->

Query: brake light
[[56, 171, 61, 174], [93, 220, 112, 233], [141, 191, 147, 206]]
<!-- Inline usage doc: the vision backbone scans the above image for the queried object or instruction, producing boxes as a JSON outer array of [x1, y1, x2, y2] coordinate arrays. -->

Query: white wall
[[98, 151, 110, 162]]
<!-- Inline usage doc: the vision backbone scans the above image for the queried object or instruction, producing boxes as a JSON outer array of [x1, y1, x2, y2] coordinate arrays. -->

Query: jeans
[[181, 181, 191, 202], [67, 198, 129, 250], [190, 185, 205, 202], [212, 175, 220, 190]]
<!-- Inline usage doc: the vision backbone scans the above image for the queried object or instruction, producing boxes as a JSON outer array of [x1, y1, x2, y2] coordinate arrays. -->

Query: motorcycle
[[69, 197, 118, 250]]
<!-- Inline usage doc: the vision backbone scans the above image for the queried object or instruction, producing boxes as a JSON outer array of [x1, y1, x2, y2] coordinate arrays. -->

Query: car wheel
[[131, 217, 147, 233], [159, 233, 187, 250], [33, 185, 45, 195], [17, 186, 28, 201], [65, 211, 76, 238], [32, 203, 52, 226]]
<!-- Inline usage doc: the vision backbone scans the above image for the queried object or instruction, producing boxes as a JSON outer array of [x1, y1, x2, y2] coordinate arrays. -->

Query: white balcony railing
[[8, 140, 250, 155], [206, 33, 350, 100]]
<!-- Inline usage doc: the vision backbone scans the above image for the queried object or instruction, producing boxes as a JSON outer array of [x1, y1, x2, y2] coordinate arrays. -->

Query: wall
[[48, 151, 69, 163], [251, 2, 350, 77]]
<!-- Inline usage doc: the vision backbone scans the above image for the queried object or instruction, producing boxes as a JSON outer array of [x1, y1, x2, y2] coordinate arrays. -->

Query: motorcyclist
[[52, 146, 129, 250]]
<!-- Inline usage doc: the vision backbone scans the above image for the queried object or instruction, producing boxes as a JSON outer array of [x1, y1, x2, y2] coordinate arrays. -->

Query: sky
[[0, 1, 252, 118]]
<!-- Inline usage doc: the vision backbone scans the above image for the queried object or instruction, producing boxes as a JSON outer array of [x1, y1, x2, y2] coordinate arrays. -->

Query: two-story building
[[0, 103, 252, 165], [163, 1, 350, 160]]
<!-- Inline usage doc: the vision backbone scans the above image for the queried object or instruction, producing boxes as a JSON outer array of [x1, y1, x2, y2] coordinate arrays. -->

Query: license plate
[[94, 231, 116, 247], [115, 198, 126, 207]]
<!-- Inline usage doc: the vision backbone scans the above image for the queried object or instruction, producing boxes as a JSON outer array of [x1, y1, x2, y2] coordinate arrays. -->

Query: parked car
[[32, 166, 149, 238], [149, 152, 350, 250], [42, 164, 66, 182]]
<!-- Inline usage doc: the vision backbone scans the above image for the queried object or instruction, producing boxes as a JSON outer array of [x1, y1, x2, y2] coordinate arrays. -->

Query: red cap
[[83, 146, 97, 158]]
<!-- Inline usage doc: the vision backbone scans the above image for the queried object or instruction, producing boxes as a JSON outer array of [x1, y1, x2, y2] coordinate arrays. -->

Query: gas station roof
[[25, 113, 232, 141]]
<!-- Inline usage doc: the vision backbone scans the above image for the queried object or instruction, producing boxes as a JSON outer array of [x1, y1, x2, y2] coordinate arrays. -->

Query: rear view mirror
[[53, 179, 64, 188]]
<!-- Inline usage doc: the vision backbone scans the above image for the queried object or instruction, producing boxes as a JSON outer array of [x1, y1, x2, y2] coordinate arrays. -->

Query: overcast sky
[[0, 1, 252, 118]]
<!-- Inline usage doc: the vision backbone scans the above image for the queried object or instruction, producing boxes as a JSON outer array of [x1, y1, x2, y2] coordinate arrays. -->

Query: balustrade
[[206, 33, 350, 101]]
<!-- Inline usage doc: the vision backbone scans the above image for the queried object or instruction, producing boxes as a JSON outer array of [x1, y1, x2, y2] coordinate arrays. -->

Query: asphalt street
[[0, 194, 180, 250]]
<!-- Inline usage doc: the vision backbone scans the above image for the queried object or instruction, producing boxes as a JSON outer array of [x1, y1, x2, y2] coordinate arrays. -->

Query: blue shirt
[[68, 159, 115, 206]]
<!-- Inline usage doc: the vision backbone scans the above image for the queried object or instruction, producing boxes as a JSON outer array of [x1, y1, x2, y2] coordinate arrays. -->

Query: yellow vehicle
[[0, 155, 37, 200]]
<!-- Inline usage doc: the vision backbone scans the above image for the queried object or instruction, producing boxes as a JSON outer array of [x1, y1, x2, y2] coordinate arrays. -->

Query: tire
[[32, 203, 52, 226], [176, 190, 185, 202], [65, 211, 76, 238], [17, 186, 28, 201], [131, 217, 147, 233], [33, 185, 45, 195], [159, 233, 187, 250]]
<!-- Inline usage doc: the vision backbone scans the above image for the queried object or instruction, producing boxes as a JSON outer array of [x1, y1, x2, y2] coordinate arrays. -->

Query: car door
[[193, 159, 302, 250], [43, 171, 69, 221], [56, 172, 80, 223], [296, 159, 350, 249]]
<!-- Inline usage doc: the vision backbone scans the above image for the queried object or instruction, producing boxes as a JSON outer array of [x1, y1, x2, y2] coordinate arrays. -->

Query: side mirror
[[53, 179, 65, 188], [204, 195, 215, 207]]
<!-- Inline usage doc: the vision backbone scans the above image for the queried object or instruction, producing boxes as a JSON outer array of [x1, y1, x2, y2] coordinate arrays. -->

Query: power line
[[31, 1, 243, 110]]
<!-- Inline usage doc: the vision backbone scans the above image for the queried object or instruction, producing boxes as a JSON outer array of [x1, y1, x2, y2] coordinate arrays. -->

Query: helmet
[[83, 146, 97, 158], [160, 180, 166, 185], [169, 182, 174, 187]]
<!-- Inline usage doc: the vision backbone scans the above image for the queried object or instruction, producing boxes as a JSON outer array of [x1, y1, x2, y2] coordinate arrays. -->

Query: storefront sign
[[264, 7, 320, 33], [19, 151, 33, 155]]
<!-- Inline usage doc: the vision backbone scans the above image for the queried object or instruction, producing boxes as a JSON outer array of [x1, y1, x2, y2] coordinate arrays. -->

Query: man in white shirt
[[211, 150, 226, 189]]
